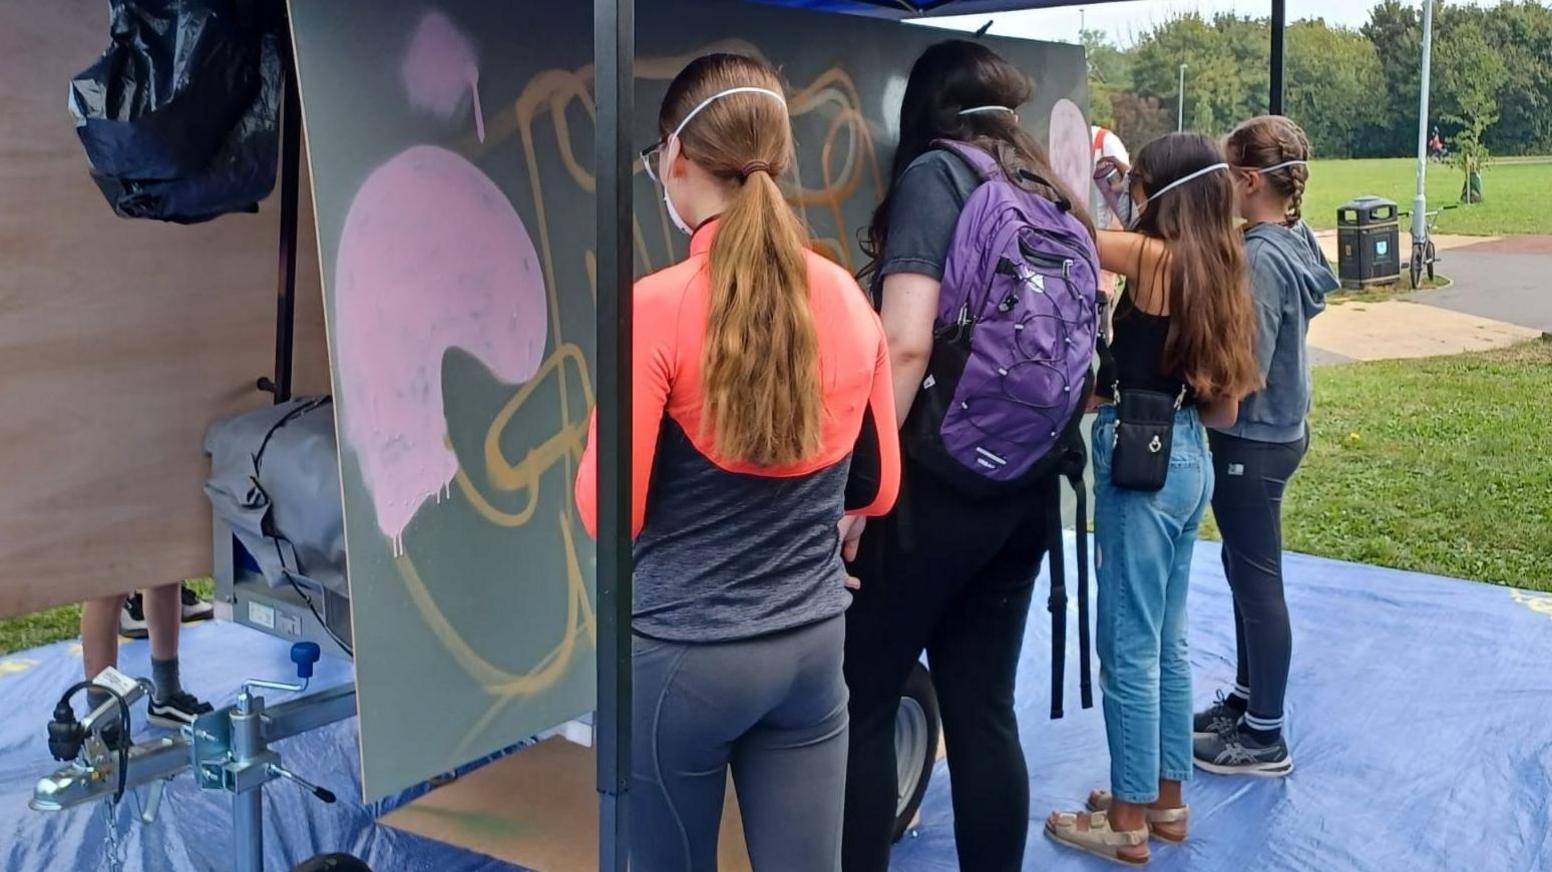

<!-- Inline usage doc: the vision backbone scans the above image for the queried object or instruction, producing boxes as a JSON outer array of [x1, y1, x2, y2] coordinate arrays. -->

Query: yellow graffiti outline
[[382, 45, 886, 748]]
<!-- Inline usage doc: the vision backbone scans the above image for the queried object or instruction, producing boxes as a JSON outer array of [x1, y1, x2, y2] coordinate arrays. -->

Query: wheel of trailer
[[892, 662, 941, 843], [292, 854, 372, 872]]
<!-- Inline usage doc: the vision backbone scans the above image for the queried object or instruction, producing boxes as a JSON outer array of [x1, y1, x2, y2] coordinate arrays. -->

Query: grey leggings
[[1208, 430, 1308, 728], [631, 615, 848, 872]]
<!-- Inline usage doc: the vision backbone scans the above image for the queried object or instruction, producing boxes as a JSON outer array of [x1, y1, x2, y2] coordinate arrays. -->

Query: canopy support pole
[[594, 0, 635, 870]]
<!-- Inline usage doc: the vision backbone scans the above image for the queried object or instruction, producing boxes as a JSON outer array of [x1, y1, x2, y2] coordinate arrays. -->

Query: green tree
[[1474, 1, 1552, 156], [1360, 0, 1423, 157], [1131, 14, 1268, 136], [1083, 28, 1132, 130], [1285, 20, 1384, 158]]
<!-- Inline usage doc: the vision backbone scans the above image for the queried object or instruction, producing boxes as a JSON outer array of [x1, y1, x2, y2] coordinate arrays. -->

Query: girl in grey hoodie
[[1192, 116, 1339, 777]]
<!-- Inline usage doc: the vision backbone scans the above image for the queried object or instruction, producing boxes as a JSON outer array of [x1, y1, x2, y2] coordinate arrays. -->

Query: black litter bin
[[1337, 197, 1401, 289]]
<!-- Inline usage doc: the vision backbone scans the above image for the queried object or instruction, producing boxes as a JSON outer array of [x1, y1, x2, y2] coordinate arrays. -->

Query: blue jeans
[[1092, 405, 1214, 804]]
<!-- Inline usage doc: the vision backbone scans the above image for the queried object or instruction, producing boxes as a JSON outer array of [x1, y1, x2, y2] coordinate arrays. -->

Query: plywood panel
[[382, 738, 753, 872], [0, 0, 330, 617], [288, 0, 1085, 802]]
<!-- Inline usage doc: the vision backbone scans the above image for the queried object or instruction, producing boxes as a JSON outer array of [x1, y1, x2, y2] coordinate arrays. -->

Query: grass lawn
[[1203, 339, 1552, 590], [1304, 157, 1552, 236]]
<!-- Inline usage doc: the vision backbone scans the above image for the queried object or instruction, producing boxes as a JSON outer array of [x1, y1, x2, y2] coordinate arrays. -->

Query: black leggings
[[842, 462, 1055, 872], [1208, 430, 1308, 730]]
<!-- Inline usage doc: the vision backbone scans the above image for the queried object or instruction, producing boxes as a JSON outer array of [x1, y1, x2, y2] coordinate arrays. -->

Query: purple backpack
[[902, 141, 1101, 719], [903, 141, 1099, 493]]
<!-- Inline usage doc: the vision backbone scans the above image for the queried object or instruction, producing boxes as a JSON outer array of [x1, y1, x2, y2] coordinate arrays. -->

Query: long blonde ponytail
[[662, 54, 821, 467]]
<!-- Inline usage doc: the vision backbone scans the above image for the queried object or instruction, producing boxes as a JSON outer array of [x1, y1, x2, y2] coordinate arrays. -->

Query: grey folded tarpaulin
[[204, 396, 347, 596]]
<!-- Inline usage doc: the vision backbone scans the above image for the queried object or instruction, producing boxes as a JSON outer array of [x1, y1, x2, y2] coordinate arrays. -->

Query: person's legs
[[1159, 419, 1213, 804], [81, 594, 127, 682], [143, 583, 180, 699], [1226, 553, 1252, 709], [733, 617, 849, 872], [1205, 432, 1305, 738], [1072, 409, 1205, 862], [1094, 488, 1173, 804], [842, 468, 1011, 872], [630, 635, 738, 872], [922, 476, 1052, 872]]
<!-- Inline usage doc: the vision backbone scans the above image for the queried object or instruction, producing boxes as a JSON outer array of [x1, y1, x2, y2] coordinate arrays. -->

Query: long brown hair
[[659, 54, 821, 467], [1225, 115, 1313, 225], [1128, 132, 1260, 400], [863, 40, 1094, 282]]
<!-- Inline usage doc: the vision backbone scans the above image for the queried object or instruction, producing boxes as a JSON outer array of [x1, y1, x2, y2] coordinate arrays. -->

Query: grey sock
[[151, 657, 181, 704]]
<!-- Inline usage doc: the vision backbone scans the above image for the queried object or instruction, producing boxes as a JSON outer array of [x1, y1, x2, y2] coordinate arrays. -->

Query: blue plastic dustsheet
[[890, 538, 1552, 871]]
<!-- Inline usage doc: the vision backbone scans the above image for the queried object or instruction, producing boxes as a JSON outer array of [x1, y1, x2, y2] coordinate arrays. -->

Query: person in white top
[[1091, 125, 1131, 230], [1091, 125, 1131, 345]]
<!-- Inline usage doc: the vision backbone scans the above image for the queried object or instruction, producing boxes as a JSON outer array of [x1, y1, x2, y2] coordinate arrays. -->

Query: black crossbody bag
[[1110, 383, 1187, 492]]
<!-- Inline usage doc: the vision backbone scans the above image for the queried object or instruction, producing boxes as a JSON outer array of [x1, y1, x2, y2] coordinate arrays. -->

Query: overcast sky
[[919, 0, 1533, 46]]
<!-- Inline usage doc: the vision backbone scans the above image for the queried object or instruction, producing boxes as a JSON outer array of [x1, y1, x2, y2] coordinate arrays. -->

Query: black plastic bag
[[69, 1, 282, 224]]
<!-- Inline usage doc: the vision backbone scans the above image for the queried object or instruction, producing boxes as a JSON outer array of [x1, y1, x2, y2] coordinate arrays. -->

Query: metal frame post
[[1413, 0, 1435, 241], [230, 694, 266, 872], [259, 23, 302, 405], [1270, 0, 1287, 115], [593, 1, 634, 870]]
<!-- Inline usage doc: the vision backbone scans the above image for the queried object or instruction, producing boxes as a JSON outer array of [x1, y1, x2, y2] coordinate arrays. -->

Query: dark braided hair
[[1226, 115, 1312, 226]]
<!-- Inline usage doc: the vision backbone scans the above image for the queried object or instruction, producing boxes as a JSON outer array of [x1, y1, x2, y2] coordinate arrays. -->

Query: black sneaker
[[1193, 725, 1294, 777], [181, 584, 215, 623], [1192, 692, 1243, 739], [119, 594, 149, 640], [147, 691, 214, 730]]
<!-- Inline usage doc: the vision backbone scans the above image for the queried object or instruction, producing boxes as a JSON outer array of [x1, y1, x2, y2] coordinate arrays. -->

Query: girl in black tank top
[[1046, 133, 1259, 866]]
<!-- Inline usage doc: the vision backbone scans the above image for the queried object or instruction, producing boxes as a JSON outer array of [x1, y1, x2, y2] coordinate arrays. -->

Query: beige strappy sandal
[[1045, 809, 1149, 866], [1086, 789, 1191, 844]]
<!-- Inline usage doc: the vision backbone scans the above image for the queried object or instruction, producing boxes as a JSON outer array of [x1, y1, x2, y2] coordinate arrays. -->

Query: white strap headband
[[959, 105, 1016, 117], [670, 86, 788, 141], [1146, 162, 1229, 203]]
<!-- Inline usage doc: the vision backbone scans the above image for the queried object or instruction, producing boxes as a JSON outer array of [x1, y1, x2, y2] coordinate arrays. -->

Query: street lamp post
[[1178, 63, 1188, 130], [1413, 0, 1435, 243]]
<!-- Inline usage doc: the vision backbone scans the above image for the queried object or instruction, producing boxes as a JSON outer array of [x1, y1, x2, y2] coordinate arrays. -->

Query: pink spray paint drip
[[333, 146, 548, 544], [402, 10, 485, 141]]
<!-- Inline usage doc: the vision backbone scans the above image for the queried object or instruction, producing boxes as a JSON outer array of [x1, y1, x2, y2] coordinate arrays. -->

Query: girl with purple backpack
[[1045, 133, 1260, 865], [841, 40, 1097, 872]]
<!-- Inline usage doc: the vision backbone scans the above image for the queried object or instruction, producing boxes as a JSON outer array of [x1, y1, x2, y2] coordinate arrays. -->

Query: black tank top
[[1102, 297, 1192, 402]]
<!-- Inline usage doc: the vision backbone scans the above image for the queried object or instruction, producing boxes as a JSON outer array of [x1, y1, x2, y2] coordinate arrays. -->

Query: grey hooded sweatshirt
[[1218, 221, 1338, 443]]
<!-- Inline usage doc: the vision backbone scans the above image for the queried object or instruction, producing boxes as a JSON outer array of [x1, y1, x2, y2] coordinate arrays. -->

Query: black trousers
[[841, 461, 1055, 872], [1208, 429, 1308, 727]]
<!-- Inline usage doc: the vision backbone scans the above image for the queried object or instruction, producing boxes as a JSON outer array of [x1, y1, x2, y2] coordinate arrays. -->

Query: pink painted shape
[[334, 145, 548, 544], [402, 10, 485, 140], [1047, 99, 1093, 208]]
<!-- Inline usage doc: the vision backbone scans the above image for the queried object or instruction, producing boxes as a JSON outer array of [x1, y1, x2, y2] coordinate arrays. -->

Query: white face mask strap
[[1253, 159, 1308, 175], [959, 105, 1016, 117], [669, 87, 788, 142], [1145, 162, 1229, 204]]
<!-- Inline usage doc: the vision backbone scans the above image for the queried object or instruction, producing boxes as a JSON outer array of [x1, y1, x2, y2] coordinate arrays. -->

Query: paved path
[[1307, 233, 1552, 364], [1406, 236, 1552, 333]]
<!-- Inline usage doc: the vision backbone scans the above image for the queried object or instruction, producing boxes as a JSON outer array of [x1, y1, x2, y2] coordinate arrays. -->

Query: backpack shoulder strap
[[934, 139, 1074, 214], [932, 139, 1002, 182], [1093, 126, 1107, 154]]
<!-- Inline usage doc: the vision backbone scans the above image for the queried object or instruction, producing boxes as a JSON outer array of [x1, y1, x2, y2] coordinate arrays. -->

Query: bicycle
[[1400, 203, 1458, 290]]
